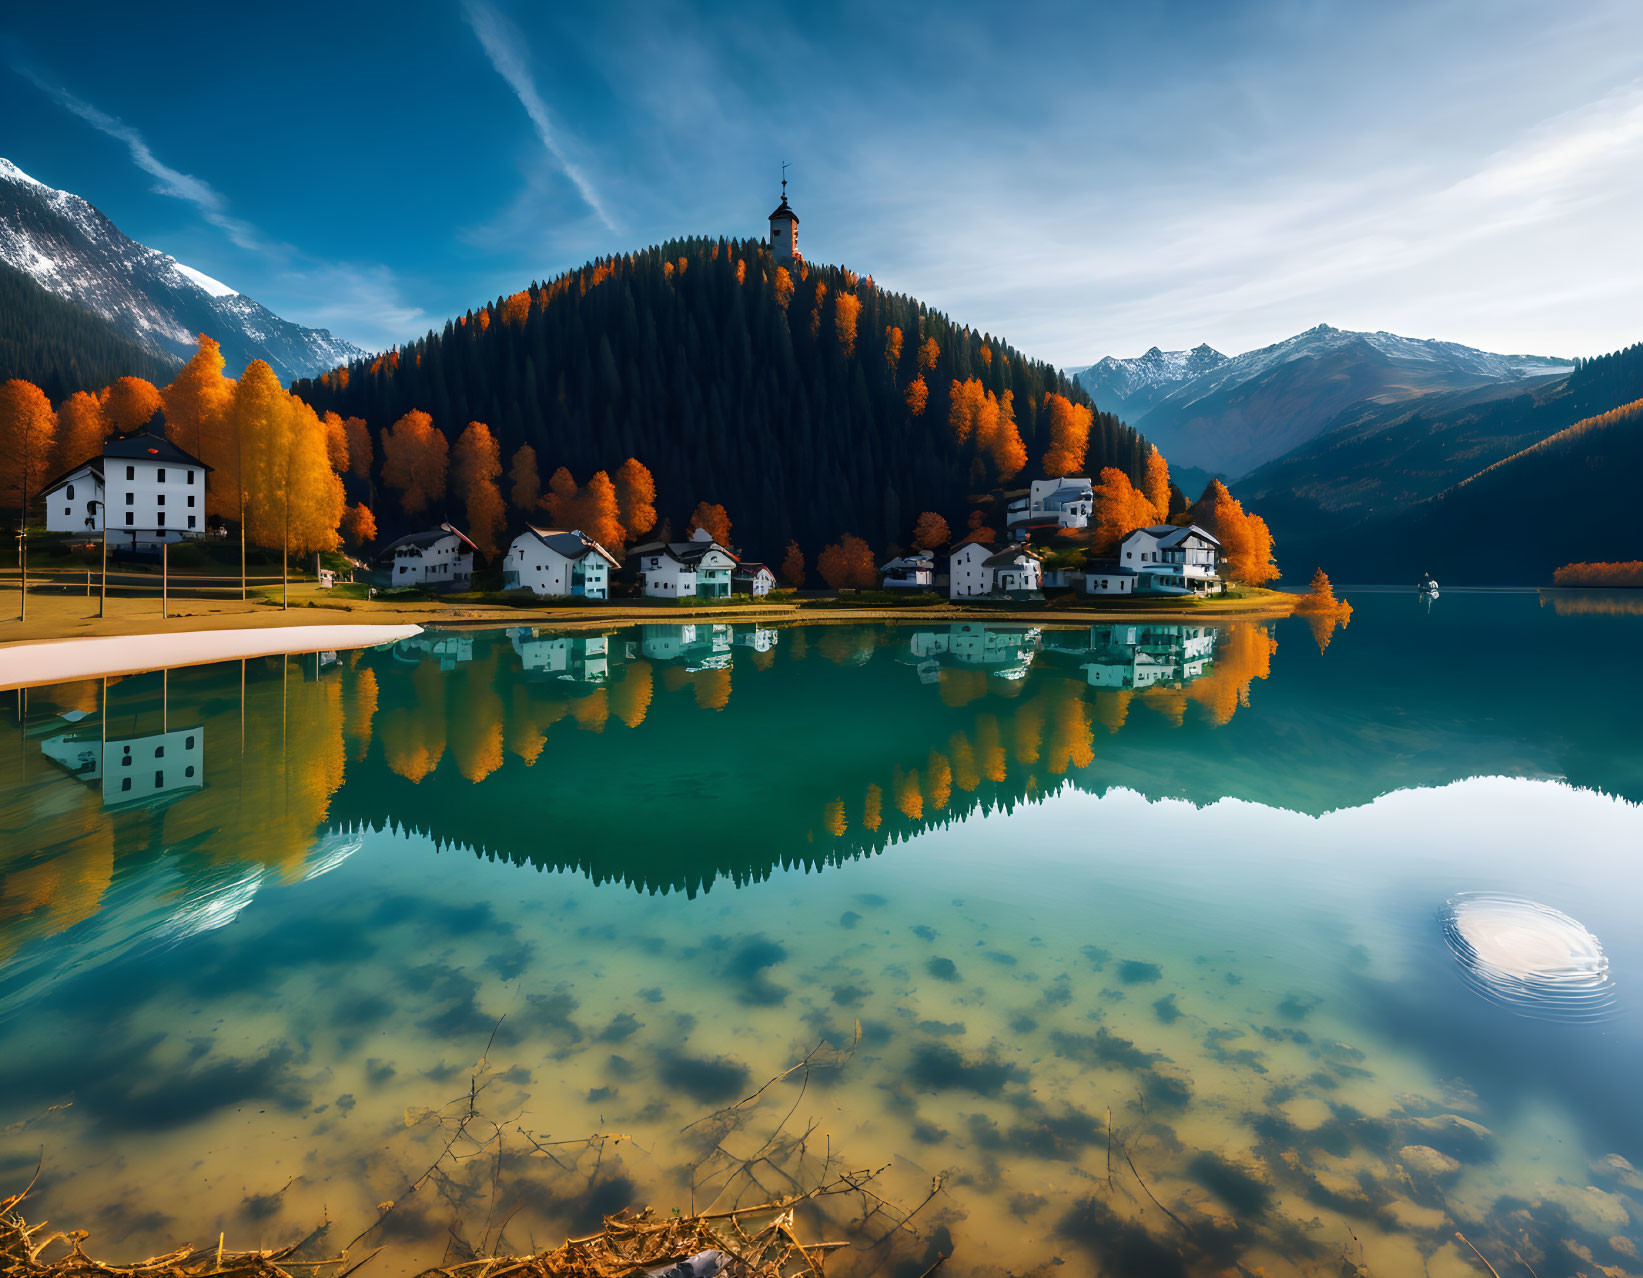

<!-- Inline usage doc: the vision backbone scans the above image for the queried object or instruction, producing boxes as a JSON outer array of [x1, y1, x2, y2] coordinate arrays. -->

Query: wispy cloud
[[461, 0, 619, 234], [16, 64, 269, 253]]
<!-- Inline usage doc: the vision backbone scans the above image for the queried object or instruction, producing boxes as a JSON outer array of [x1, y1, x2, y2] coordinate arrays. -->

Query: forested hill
[[293, 237, 1149, 561]]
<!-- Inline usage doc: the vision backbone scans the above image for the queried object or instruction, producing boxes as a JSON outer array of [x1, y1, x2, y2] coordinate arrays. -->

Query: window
[[157, 513, 165, 527], [154, 771, 164, 787], [155, 745, 164, 758], [126, 513, 135, 526], [121, 777, 132, 792], [121, 751, 132, 766], [157, 468, 166, 482], [188, 516, 196, 529], [157, 494, 165, 506], [64, 507, 71, 516], [187, 470, 195, 484], [187, 495, 195, 507], [126, 465, 134, 480], [185, 765, 195, 778], [186, 735, 195, 748], [126, 492, 134, 505], [67, 484, 75, 499]]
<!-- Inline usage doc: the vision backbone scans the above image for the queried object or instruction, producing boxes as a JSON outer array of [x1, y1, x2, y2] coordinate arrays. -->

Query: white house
[[510, 629, 611, 682], [948, 539, 997, 598], [908, 624, 1041, 678], [880, 553, 934, 590], [1113, 524, 1222, 595], [41, 433, 211, 550], [376, 523, 477, 591], [639, 622, 733, 665], [732, 562, 777, 596], [502, 526, 619, 599], [1006, 477, 1094, 531], [1083, 563, 1140, 596], [629, 528, 738, 599], [42, 725, 206, 808], [984, 545, 1043, 595]]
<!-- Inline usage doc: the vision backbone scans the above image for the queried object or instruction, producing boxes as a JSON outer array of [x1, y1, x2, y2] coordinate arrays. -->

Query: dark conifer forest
[[293, 237, 1151, 560], [0, 260, 179, 399]]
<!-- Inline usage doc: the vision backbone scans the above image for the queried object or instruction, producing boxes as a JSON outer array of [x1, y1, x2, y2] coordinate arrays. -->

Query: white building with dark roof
[[1112, 524, 1222, 595], [880, 553, 934, 590], [375, 523, 477, 591], [502, 526, 620, 599], [628, 527, 738, 599], [1006, 477, 1095, 531], [40, 432, 211, 549]]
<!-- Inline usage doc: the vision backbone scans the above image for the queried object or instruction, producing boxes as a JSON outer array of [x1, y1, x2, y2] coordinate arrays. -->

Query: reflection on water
[[3, 597, 1643, 1276]]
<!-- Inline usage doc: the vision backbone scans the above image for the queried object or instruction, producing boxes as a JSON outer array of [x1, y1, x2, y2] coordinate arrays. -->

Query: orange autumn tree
[[381, 409, 449, 517], [508, 444, 541, 512], [1042, 393, 1093, 478], [687, 501, 731, 546], [816, 533, 877, 589], [773, 267, 794, 308], [984, 389, 1027, 480], [1141, 446, 1171, 519], [341, 501, 377, 550], [918, 336, 939, 372], [161, 337, 235, 501], [1192, 480, 1278, 586], [949, 378, 1025, 480], [834, 292, 861, 357], [543, 466, 578, 525], [0, 379, 57, 516], [100, 376, 163, 435], [911, 511, 950, 550], [238, 364, 346, 556], [500, 290, 531, 327], [578, 470, 626, 554], [905, 376, 929, 417], [781, 540, 805, 588], [321, 412, 350, 473], [344, 417, 373, 483], [884, 326, 903, 370], [613, 458, 658, 540], [52, 390, 107, 474], [452, 421, 506, 556], [1091, 467, 1162, 552]]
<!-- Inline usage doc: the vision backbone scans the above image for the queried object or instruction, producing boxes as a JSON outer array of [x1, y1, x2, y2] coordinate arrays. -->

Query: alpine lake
[[2, 590, 1641, 1277]]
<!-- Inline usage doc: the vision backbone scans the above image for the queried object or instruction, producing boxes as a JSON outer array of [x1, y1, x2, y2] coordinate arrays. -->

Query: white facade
[[733, 564, 776, 596], [510, 630, 610, 682], [636, 549, 697, 597], [631, 531, 738, 598], [881, 554, 934, 590], [43, 465, 104, 535], [987, 547, 1042, 594], [1118, 524, 1221, 594], [1084, 568, 1138, 595], [948, 542, 996, 598], [502, 527, 617, 599], [769, 186, 799, 261], [1007, 478, 1094, 530], [382, 525, 475, 591], [42, 726, 206, 806]]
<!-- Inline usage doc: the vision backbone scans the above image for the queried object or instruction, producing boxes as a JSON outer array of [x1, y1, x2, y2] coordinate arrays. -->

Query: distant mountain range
[[1076, 324, 1572, 478], [0, 158, 363, 384]]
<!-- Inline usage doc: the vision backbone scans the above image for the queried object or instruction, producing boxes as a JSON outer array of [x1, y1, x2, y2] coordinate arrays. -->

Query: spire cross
[[781, 160, 789, 199]]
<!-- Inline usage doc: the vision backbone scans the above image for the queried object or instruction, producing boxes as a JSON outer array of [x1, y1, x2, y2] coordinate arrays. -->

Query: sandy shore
[[0, 622, 425, 690]]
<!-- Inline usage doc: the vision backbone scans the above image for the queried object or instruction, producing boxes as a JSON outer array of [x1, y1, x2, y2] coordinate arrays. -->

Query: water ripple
[[1442, 892, 1615, 1022]]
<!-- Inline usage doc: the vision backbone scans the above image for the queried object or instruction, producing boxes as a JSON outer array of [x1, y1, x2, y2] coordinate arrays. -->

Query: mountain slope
[[1077, 343, 1227, 424], [1236, 340, 1643, 576], [295, 238, 1151, 563], [0, 258, 180, 399], [1077, 324, 1571, 477], [0, 158, 363, 383]]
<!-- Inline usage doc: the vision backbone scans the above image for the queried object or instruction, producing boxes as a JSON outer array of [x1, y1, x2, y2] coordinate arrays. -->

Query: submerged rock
[[1397, 1144, 1461, 1180]]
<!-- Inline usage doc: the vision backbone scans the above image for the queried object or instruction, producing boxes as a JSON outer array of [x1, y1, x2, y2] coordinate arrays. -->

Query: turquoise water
[[1, 593, 1640, 1276]]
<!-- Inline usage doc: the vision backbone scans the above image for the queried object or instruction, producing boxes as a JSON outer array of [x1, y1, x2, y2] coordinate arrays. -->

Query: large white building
[[41, 433, 211, 549], [948, 539, 1043, 599], [502, 526, 619, 599], [1110, 524, 1222, 595], [375, 523, 477, 591], [629, 528, 738, 599], [1006, 477, 1094, 532]]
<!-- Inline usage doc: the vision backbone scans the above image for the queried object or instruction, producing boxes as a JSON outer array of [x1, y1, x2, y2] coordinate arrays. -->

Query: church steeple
[[768, 162, 799, 263]]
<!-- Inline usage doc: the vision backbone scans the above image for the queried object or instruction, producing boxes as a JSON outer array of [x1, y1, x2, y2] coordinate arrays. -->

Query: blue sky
[[4, 0, 1641, 365]]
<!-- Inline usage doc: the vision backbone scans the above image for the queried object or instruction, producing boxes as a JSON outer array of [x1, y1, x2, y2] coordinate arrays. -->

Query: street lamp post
[[88, 499, 106, 618]]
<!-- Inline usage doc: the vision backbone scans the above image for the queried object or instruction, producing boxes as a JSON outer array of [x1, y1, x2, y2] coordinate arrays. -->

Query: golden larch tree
[[578, 470, 626, 555], [509, 444, 541, 512], [320, 412, 350, 473], [161, 337, 235, 504], [774, 267, 794, 308], [1142, 446, 1171, 520], [344, 417, 373, 483], [544, 466, 578, 526], [452, 421, 506, 556], [611, 660, 654, 728], [52, 390, 107, 473], [816, 533, 877, 589], [100, 376, 163, 435], [781, 540, 805, 588], [863, 782, 883, 831], [918, 336, 940, 372], [905, 375, 929, 417], [884, 325, 903, 371], [911, 511, 950, 550], [241, 390, 345, 557], [381, 409, 449, 518], [614, 458, 657, 539], [342, 501, 377, 550], [834, 292, 861, 357], [1191, 480, 1278, 586], [0, 379, 57, 516], [500, 291, 531, 326], [1092, 467, 1160, 552], [687, 501, 731, 546], [1042, 393, 1093, 478]]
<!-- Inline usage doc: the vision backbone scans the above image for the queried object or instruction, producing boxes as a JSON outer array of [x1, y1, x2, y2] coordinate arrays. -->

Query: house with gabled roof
[[1106, 523, 1222, 595], [947, 536, 1044, 599], [880, 552, 934, 589], [628, 527, 739, 598], [41, 431, 211, 550], [375, 522, 477, 591], [1006, 477, 1095, 532], [502, 526, 620, 599]]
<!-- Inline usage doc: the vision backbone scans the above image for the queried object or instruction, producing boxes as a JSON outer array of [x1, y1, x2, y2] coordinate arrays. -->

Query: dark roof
[[627, 537, 738, 567], [40, 459, 104, 494], [377, 523, 477, 561], [1124, 522, 1222, 549], [102, 432, 212, 471], [732, 561, 772, 576], [521, 526, 619, 568], [768, 196, 799, 224], [983, 547, 1038, 568]]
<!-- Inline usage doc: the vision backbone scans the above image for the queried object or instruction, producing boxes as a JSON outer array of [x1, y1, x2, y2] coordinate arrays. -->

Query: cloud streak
[[461, 0, 619, 234]]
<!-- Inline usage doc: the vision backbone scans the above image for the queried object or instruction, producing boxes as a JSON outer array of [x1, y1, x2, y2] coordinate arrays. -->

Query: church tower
[[768, 164, 799, 263]]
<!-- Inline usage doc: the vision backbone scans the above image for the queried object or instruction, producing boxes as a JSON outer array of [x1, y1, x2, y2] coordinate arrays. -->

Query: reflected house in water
[[639, 623, 734, 667], [905, 623, 1041, 683], [1074, 623, 1217, 689], [41, 725, 205, 807], [732, 625, 779, 652], [509, 628, 616, 683], [392, 633, 474, 669]]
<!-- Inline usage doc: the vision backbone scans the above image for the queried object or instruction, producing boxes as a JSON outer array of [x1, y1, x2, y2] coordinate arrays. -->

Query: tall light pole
[[89, 499, 106, 618]]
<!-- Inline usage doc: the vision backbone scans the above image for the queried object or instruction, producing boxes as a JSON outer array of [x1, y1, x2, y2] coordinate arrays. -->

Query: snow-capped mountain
[[0, 158, 363, 383], [1077, 323, 1572, 477]]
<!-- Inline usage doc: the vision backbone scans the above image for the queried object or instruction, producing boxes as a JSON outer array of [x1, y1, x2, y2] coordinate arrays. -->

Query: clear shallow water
[[1, 594, 1641, 1276]]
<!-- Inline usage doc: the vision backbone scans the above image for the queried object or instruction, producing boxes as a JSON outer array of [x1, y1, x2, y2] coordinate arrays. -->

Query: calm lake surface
[[2, 592, 1641, 1276]]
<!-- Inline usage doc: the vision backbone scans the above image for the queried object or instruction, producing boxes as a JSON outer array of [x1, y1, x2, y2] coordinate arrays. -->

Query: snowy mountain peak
[[0, 156, 362, 382]]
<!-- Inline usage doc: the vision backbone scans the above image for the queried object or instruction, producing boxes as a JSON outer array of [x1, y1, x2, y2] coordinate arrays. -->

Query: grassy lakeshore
[[0, 583, 1296, 647]]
